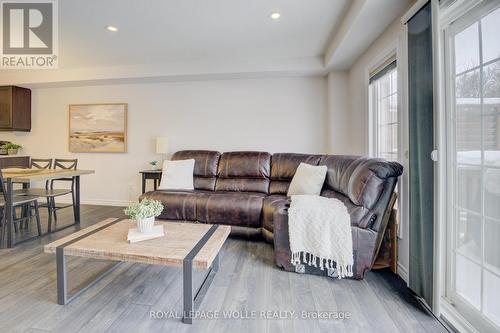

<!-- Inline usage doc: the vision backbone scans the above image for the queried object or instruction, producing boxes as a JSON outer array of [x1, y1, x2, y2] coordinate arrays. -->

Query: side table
[[140, 170, 162, 194]]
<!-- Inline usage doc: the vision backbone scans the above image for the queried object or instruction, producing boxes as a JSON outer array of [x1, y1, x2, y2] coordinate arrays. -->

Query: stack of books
[[127, 225, 165, 243]]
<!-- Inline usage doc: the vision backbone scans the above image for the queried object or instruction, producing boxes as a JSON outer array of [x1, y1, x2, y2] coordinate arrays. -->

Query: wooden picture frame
[[69, 103, 127, 153]]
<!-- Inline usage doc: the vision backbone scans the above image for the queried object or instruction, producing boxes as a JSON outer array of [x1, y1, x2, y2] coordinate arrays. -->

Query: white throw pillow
[[287, 163, 327, 196], [158, 159, 195, 190]]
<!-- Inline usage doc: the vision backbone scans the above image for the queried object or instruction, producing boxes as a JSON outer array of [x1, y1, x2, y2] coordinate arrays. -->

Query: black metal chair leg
[[0, 213, 5, 248], [47, 198, 53, 233], [9, 206, 14, 246], [46, 197, 51, 217], [23, 205, 29, 229], [72, 192, 77, 223], [33, 202, 42, 237], [52, 197, 58, 223]]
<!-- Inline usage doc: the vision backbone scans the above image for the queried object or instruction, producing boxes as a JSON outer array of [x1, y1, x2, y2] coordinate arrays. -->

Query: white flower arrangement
[[124, 199, 164, 220]]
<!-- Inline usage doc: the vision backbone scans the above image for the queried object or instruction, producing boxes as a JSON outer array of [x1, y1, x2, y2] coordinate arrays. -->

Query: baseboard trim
[[55, 198, 134, 207], [440, 298, 479, 333], [397, 262, 409, 284]]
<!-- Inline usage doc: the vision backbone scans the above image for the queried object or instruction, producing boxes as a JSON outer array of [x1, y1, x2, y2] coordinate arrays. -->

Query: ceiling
[[0, 0, 412, 85], [59, 0, 348, 68]]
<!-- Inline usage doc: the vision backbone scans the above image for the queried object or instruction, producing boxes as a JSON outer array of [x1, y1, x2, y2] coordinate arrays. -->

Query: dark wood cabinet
[[0, 86, 31, 132], [0, 156, 30, 169]]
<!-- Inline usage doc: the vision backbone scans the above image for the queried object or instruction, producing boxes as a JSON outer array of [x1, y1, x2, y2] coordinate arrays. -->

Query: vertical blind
[[407, 1, 435, 308]]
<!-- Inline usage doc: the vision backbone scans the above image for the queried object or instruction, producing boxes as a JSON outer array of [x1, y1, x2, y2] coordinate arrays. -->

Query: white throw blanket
[[288, 195, 353, 278]]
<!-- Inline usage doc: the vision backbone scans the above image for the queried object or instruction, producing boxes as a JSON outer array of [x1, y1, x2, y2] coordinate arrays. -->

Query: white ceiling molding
[[0, 56, 325, 88], [324, 0, 412, 71], [324, 0, 367, 68]]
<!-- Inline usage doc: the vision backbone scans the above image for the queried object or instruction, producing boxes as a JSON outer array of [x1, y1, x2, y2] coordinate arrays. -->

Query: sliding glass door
[[445, 2, 500, 331]]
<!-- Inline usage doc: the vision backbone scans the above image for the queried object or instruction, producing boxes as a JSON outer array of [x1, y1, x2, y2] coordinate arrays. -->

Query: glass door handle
[[431, 150, 438, 162]]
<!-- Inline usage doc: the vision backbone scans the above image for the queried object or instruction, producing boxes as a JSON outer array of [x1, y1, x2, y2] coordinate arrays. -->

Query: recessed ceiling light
[[270, 12, 281, 20], [106, 25, 118, 32]]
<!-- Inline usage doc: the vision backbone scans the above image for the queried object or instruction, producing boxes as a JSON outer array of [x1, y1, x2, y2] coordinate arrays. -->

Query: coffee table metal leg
[[56, 247, 68, 305], [183, 253, 219, 324], [75, 176, 81, 224], [56, 247, 121, 305], [193, 254, 219, 308], [181, 224, 220, 324], [183, 258, 194, 324]]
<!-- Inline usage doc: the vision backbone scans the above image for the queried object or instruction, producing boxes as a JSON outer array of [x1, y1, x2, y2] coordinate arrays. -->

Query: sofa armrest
[[272, 200, 294, 271], [272, 197, 379, 279]]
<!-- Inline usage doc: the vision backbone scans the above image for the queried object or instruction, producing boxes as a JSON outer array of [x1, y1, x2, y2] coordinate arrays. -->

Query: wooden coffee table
[[44, 218, 231, 324]]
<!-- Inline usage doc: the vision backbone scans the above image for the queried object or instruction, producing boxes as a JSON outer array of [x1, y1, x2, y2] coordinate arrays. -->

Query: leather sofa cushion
[[269, 153, 322, 194], [140, 190, 211, 221], [216, 151, 271, 193], [262, 194, 290, 233], [268, 180, 290, 196], [172, 150, 221, 191], [320, 155, 403, 209], [215, 178, 269, 193], [196, 192, 265, 227], [192, 177, 217, 192], [217, 151, 271, 178]]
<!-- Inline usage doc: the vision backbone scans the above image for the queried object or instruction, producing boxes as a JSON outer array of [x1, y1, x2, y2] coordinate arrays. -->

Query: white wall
[[347, 17, 410, 282], [326, 71, 351, 154], [0, 77, 327, 205]]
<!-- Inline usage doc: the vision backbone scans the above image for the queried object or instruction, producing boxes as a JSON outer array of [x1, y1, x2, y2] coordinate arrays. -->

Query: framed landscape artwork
[[69, 103, 127, 153]]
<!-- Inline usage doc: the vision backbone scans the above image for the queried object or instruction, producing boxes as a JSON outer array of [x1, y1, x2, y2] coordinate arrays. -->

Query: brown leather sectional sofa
[[140, 150, 403, 279]]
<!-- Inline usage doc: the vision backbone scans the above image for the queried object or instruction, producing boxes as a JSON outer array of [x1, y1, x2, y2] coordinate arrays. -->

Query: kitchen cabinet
[[0, 86, 31, 131], [0, 155, 30, 169]]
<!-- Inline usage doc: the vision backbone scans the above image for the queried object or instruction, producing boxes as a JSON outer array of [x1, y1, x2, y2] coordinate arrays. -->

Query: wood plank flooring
[[0, 205, 448, 333]]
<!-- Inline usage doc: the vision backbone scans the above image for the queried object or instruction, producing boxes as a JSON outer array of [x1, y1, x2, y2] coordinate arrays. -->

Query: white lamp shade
[[155, 137, 169, 154]]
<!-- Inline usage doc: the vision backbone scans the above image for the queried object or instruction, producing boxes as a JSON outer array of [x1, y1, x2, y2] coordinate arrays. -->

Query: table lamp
[[155, 137, 169, 167]]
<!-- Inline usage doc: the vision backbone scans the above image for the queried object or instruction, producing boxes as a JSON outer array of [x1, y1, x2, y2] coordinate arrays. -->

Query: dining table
[[1, 168, 95, 248]]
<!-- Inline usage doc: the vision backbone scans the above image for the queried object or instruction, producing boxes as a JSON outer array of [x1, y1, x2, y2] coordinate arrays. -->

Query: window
[[369, 60, 398, 161], [445, 3, 500, 331], [369, 57, 402, 239]]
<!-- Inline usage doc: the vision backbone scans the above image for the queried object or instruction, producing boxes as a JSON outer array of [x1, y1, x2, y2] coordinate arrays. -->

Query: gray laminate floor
[[0, 205, 448, 333]]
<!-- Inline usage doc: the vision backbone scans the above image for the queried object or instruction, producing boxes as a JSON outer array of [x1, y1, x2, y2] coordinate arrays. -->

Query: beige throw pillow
[[158, 159, 195, 190], [287, 163, 327, 196]]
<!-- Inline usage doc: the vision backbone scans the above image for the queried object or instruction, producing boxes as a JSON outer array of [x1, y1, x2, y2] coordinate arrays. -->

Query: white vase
[[136, 216, 155, 233]]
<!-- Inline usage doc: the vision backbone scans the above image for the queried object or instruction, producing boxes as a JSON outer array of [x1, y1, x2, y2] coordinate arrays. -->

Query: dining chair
[[14, 158, 73, 232], [0, 169, 42, 248], [49, 159, 78, 229], [14, 158, 51, 227], [13, 158, 51, 228]]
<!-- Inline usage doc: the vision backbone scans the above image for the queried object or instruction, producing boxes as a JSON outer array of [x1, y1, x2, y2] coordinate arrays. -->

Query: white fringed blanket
[[288, 195, 353, 278]]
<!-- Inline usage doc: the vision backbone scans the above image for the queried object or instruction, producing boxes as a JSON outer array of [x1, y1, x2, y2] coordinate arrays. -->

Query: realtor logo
[[1, 0, 58, 68]]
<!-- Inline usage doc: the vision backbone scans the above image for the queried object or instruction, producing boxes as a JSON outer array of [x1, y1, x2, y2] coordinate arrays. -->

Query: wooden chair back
[[51, 159, 78, 187], [54, 159, 77, 170], [30, 158, 52, 169]]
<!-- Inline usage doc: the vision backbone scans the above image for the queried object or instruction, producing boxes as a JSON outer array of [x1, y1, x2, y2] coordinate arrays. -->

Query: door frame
[[440, 0, 500, 331]]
